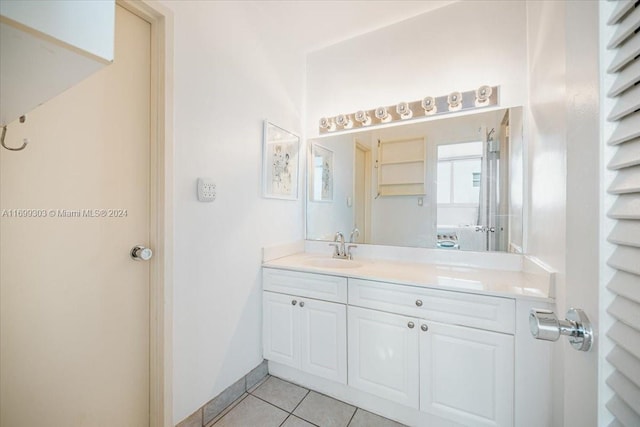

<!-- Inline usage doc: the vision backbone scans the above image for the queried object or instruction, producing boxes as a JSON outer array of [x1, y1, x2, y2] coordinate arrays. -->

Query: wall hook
[[1, 115, 29, 151]]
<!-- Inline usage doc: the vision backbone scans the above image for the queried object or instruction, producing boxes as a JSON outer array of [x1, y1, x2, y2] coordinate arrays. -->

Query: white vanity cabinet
[[262, 264, 550, 427], [262, 269, 347, 384], [348, 279, 514, 426], [348, 306, 420, 408]]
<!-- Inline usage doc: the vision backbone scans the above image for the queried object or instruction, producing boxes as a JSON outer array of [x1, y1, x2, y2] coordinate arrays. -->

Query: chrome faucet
[[330, 232, 346, 258], [329, 231, 357, 260]]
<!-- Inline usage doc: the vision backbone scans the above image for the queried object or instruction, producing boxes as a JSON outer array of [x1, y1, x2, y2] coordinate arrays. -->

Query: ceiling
[[249, 0, 457, 53]]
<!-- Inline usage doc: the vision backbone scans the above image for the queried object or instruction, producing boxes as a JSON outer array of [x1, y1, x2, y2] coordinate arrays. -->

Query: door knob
[[529, 308, 593, 351], [131, 245, 153, 261]]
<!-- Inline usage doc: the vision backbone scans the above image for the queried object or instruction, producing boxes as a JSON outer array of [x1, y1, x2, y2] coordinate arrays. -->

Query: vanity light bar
[[319, 85, 499, 134]]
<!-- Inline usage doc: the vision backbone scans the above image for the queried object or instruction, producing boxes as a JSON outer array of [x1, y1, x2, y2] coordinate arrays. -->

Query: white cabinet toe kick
[[262, 267, 554, 427]]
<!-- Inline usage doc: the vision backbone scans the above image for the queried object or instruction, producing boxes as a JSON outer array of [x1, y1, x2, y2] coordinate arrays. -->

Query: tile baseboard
[[176, 360, 269, 427]]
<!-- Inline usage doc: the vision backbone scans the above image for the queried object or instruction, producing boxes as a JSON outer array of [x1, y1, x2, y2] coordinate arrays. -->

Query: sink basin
[[305, 258, 363, 269]]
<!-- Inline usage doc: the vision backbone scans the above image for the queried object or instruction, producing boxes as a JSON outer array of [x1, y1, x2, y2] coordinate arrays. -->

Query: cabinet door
[[420, 321, 514, 426], [263, 291, 300, 368], [348, 306, 419, 408], [300, 299, 347, 384]]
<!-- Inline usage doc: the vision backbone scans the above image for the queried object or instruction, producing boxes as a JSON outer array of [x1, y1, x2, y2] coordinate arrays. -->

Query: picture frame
[[310, 143, 334, 202], [262, 120, 300, 200]]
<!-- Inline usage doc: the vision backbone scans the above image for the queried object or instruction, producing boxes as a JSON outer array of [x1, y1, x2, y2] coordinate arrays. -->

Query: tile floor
[[207, 375, 406, 427]]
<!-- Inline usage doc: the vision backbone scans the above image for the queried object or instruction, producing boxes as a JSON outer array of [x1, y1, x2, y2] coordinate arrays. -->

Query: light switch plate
[[197, 177, 216, 202]]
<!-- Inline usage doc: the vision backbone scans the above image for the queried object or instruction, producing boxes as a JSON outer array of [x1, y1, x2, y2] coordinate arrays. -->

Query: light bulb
[[336, 114, 353, 129], [476, 85, 492, 104], [447, 91, 462, 111], [421, 96, 437, 114], [354, 110, 371, 125], [396, 102, 412, 119], [374, 106, 390, 121], [319, 117, 335, 131]]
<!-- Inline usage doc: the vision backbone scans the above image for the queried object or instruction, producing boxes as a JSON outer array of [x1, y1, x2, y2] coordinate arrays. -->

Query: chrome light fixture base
[[318, 85, 499, 134]]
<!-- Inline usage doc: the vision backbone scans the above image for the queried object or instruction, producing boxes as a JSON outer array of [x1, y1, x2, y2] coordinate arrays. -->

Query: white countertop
[[263, 252, 554, 301]]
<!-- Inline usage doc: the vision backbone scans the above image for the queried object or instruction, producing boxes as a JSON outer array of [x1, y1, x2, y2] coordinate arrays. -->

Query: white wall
[[160, 1, 306, 423], [306, 0, 528, 136]]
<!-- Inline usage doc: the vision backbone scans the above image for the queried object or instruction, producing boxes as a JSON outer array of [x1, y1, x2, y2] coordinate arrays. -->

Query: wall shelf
[[377, 137, 426, 197]]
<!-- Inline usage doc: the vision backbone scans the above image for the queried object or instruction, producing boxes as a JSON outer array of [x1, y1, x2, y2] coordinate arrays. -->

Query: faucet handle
[[347, 244, 358, 260]]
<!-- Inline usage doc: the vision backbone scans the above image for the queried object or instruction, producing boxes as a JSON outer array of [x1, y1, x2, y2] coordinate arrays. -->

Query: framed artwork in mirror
[[262, 120, 299, 200], [310, 143, 334, 202]]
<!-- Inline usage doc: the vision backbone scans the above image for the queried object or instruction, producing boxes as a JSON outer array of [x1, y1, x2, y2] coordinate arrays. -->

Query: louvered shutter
[[604, 1, 640, 426]]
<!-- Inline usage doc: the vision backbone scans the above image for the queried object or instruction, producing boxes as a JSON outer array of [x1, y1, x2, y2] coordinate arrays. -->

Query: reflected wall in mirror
[[306, 107, 524, 252]]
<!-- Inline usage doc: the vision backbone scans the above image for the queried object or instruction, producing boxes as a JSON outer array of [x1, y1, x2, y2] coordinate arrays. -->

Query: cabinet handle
[[415, 299, 423, 307], [291, 300, 297, 305], [407, 321, 415, 329], [299, 301, 305, 308], [421, 324, 428, 332]]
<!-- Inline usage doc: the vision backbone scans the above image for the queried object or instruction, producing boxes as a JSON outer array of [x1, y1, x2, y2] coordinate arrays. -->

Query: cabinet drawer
[[348, 278, 515, 334], [263, 268, 347, 303]]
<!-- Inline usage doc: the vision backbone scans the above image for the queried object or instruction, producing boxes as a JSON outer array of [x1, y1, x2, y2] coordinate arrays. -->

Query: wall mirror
[[306, 107, 524, 253]]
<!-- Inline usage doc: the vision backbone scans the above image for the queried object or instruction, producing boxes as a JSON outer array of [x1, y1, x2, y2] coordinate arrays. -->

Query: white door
[[354, 142, 371, 243], [419, 321, 514, 427], [348, 306, 419, 408], [0, 5, 152, 427], [263, 291, 300, 367], [300, 298, 347, 384]]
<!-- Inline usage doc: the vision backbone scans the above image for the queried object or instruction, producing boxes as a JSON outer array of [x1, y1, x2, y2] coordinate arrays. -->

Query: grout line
[[278, 414, 290, 427], [290, 389, 311, 415], [288, 390, 322, 427], [247, 374, 271, 394], [206, 393, 249, 427], [345, 407, 358, 427], [250, 393, 298, 415]]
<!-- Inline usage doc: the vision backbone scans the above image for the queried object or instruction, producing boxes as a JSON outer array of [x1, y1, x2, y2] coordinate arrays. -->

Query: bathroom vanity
[[262, 249, 554, 427]]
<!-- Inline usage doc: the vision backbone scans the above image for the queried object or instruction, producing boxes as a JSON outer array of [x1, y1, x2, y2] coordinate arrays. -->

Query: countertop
[[263, 252, 554, 301]]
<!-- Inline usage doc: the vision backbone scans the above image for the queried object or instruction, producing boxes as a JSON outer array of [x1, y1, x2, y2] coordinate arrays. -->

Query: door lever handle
[[529, 308, 593, 351]]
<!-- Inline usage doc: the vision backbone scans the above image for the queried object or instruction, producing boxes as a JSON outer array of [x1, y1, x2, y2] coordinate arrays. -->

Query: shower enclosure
[[436, 109, 512, 252]]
